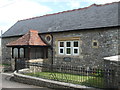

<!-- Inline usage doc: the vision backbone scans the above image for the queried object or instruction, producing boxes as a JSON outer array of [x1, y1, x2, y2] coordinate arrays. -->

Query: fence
[[15, 60, 116, 89]]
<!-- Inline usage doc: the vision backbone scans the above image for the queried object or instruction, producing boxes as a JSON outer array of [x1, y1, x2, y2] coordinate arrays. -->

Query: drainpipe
[[50, 33, 53, 71]]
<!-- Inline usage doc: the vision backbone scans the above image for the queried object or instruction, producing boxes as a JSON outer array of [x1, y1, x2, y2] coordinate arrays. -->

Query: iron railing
[[15, 60, 115, 89]]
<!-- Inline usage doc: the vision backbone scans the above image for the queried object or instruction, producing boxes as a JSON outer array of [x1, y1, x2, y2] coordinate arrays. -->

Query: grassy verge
[[0, 64, 11, 66], [24, 71, 104, 88], [0, 64, 11, 72]]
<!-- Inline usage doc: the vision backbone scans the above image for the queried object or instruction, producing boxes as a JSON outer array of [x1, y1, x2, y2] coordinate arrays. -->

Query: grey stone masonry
[[2, 36, 20, 64], [52, 27, 119, 68], [1, 27, 119, 69]]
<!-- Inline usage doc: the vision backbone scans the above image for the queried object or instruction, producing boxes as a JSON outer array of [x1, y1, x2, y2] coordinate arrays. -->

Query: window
[[66, 42, 71, 47], [20, 48, 24, 58], [74, 41, 78, 47], [66, 41, 71, 55], [60, 42, 64, 47], [14, 48, 18, 58], [93, 42, 97, 46], [92, 40, 99, 48], [73, 41, 79, 55], [59, 41, 64, 55], [58, 41, 79, 56], [45, 34, 52, 43]]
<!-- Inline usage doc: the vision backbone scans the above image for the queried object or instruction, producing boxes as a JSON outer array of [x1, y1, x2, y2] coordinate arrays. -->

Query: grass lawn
[[24, 71, 104, 88]]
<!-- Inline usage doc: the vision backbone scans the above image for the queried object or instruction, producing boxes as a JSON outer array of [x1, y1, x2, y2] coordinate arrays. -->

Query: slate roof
[[2, 2, 120, 37], [6, 30, 47, 46]]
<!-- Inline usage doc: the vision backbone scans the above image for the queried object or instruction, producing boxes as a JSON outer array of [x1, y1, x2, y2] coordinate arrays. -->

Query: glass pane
[[60, 42, 64, 47], [60, 49, 63, 53], [74, 41, 78, 47], [93, 42, 97, 46], [20, 48, 24, 58], [74, 49, 78, 54], [66, 48, 71, 54], [14, 48, 18, 58], [46, 36, 50, 41], [66, 42, 71, 47]]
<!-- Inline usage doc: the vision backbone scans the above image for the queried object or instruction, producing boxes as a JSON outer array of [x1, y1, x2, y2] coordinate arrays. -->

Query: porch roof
[[6, 30, 47, 47]]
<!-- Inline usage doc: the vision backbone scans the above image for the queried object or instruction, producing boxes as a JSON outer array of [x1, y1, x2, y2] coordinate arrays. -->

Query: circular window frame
[[45, 34, 52, 43]]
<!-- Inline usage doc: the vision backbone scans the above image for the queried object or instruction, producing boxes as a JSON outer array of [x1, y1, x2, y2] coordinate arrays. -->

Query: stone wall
[[13, 73, 70, 89], [2, 36, 20, 64], [2, 27, 119, 68], [52, 27, 119, 68]]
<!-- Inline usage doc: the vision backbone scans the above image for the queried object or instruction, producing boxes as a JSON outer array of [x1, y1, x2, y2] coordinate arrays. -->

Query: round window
[[45, 34, 52, 43], [46, 36, 51, 41]]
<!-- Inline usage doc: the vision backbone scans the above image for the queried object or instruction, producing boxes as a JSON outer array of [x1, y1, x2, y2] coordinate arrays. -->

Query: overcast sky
[[0, 0, 119, 34]]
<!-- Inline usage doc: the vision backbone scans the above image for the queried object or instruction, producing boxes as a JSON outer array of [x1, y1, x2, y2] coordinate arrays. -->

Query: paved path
[[1, 73, 53, 90]]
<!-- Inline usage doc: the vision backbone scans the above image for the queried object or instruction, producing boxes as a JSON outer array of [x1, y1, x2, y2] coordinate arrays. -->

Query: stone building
[[1, 2, 120, 69]]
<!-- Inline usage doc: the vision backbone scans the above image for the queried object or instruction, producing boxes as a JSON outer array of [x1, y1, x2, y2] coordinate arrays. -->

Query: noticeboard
[[63, 57, 71, 62]]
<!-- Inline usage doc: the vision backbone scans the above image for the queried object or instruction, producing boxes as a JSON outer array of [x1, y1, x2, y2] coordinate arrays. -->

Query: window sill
[[56, 55, 80, 58]]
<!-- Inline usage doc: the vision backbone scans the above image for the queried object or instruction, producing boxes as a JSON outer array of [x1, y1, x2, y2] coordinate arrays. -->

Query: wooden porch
[[6, 30, 49, 70]]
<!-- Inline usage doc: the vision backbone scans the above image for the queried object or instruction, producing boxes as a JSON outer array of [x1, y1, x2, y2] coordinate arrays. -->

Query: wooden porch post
[[28, 47, 31, 60], [18, 48, 20, 58], [24, 47, 25, 58], [12, 48, 14, 58]]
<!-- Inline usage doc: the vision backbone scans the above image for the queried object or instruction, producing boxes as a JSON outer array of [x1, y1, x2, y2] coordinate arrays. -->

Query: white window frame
[[58, 41, 64, 55], [73, 41, 79, 55], [73, 47, 79, 55], [59, 47, 64, 55], [65, 41, 72, 55], [58, 40, 80, 56]]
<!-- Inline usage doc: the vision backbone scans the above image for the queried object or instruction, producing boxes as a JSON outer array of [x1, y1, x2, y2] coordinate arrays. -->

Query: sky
[[0, 0, 120, 35]]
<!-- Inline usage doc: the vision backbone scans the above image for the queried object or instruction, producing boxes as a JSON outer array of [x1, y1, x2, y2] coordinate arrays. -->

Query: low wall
[[13, 71, 94, 90]]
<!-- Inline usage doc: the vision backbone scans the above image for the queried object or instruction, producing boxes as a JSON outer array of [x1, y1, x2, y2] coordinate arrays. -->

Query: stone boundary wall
[[13, 71, 95, 90]]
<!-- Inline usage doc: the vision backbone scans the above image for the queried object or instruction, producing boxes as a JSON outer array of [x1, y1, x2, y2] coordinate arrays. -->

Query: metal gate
[[15, 58, 28, 71]]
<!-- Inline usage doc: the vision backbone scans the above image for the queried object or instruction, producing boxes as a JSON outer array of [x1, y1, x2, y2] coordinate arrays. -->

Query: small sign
[[63, 57, 71, 62]]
